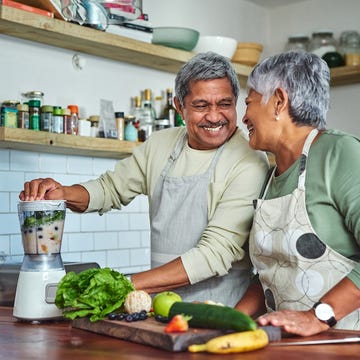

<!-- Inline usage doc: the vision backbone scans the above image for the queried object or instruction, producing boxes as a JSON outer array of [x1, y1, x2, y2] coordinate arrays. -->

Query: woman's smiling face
[[175, 78, 237, 150], [242, 89, 278, 151]]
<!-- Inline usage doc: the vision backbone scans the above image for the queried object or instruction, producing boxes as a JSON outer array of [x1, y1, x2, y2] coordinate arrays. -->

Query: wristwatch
[[312, 301, 337, 327]]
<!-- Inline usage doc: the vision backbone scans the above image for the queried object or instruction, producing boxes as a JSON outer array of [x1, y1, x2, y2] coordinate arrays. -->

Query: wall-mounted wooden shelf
[[0, 127, 139, 159]]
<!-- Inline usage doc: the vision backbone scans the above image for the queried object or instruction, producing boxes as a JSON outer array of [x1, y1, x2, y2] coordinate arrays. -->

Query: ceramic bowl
[[152, 27, 200, 51], [193, 35, 238, 58], [232, 42, 263, 66]]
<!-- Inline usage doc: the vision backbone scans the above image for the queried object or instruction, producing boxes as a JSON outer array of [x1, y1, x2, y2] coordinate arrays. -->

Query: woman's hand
[[19, 178, 65, 201], [256, 309, 329, 337]]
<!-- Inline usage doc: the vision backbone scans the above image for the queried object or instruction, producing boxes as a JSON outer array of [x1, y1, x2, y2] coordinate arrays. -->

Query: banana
[[188, 329, 269, 354]]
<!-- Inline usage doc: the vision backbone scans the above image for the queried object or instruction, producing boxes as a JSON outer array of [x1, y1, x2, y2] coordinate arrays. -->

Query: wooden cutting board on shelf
[[72, 316, 226, 352]]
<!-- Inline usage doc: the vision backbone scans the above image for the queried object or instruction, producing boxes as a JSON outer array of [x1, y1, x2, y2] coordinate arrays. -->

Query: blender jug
[[13, 200, 67, 322]]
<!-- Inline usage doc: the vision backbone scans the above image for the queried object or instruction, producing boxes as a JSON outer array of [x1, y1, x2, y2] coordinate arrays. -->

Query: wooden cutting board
[[72, 316, 226, 352]]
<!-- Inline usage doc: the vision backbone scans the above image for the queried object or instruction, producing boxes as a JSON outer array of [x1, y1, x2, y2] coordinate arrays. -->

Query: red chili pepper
[[164, 314, 192, 333]]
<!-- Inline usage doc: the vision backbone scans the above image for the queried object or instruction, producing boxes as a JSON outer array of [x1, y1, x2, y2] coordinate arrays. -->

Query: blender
[[13, 200, 67, 321]]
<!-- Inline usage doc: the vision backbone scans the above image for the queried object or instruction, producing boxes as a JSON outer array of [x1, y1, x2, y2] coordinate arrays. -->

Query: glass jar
[[51, 106, 63, 133], [339, 30, 360, 66], [1, 100, 19, 128], [17, 103, 29, 129], [28, 99, 41, 131], [40, 105, 53, 132], [285, 35, 310, 52], [309, 31, 337, 58], [22, 91, 44, 106]]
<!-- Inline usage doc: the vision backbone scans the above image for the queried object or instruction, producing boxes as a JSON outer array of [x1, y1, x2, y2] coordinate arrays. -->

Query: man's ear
[[174, 97, 183, 117]]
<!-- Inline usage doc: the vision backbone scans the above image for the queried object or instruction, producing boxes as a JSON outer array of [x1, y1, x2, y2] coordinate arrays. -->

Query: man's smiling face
[[175, 78, 237, 150]]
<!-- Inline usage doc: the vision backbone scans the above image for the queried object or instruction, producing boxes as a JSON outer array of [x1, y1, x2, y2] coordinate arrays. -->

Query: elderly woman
[[235, 51, 360, 336]]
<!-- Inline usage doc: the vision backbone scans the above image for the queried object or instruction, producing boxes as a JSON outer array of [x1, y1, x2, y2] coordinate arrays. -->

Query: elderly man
[[20, 52, 268, 306]]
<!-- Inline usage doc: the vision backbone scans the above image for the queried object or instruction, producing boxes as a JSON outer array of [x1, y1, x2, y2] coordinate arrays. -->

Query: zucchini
[[168, 302, 257, 331]]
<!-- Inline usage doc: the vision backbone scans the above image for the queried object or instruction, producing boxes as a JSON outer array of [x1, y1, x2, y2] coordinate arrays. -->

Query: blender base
[[13, 269, 66, 321]]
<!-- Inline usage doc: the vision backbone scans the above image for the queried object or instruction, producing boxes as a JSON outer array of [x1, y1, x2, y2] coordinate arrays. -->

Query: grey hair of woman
[[247, 51, 330, 130], [175, 51, 240, 107]]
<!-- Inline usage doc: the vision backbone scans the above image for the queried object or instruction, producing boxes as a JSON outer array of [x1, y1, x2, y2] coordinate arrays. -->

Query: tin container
[[1, 100, 19, 128]]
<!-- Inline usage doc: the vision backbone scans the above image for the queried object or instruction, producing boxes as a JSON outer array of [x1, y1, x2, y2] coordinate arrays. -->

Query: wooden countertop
[[1, 306, 359, 359]]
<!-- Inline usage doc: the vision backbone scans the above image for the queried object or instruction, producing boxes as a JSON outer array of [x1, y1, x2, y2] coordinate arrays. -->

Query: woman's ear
[[274, 88, 288, 114]]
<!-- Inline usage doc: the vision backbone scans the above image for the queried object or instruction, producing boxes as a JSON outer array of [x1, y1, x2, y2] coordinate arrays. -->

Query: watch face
[[315, 303, 334, 321]]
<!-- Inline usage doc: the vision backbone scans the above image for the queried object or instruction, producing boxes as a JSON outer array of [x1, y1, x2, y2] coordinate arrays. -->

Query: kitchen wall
[[0, 0, 359, 272]]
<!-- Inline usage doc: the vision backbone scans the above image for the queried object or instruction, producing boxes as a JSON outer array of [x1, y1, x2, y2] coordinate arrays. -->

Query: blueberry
[[155, 314, 169, 323], [117, 313, 126, 320], [139, 312, 148, 320], [132, 312, 140, 321], [125, 314, 133, 322], [108, 313, 117, 320]]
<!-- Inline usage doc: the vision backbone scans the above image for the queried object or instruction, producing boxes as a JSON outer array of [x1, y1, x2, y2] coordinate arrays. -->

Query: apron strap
[[298, 128, 319, 190]]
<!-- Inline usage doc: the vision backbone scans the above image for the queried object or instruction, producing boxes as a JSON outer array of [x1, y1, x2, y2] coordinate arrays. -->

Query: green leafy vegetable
[[55, 267, 135, 322], [24, 210, 66, 228]]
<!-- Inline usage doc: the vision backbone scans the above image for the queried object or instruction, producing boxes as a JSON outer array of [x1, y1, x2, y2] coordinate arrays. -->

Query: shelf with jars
[[0, 127, 139, 159]]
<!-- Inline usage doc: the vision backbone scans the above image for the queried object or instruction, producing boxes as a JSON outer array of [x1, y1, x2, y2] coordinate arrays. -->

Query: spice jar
[[22, 91, 44, 106], [309, 31, 337, 57], [17, 103, 29, 129], [1, 100, 19, 128], [285, 35, 310, 52], [51, 106, 63, 133], [89, 115, 100, 137], [40, 105, 53, 132], [28, 99, 40, 131]]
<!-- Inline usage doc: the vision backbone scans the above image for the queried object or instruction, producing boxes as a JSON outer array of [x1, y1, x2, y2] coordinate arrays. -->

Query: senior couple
[[20, 51, 360, 336]]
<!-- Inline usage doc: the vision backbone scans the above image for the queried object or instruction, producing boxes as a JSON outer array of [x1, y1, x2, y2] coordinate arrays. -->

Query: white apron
[[250, 129, 360, 329], [150, 131, 251, 306]]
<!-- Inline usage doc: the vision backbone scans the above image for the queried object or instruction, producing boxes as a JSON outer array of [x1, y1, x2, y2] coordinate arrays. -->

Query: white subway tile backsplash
[[140, 231, 151, 247], [67, 155, 94, 175], [129, 213, 150, 230], [0, 213, 19, 235], [9, 234, 22, 256], [0, 150, 10, 170], [67, 232, 94, 252], [64, 212, 81, 233], [106, 212, 130, 231], [0, 235, 10, 254], [11, 150, 40, 171], [93, 158, 117, 175], [107, 249, 130, 268], [0, 172, 24, 192], [80, 212, 106, 232], [130, 248, 150, 267], [117, 231, 141, 249], [0, 192, 9, 212], [81, 251, 106, 268], [39, 153, 67, 173], [94, 232, 118, 250]]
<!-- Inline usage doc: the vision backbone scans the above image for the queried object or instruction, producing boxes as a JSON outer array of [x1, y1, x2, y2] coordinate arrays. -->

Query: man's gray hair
[[175, 51, 240, 106]]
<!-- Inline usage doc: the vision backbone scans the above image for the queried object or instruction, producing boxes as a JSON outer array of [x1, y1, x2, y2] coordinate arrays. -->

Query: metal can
[[51, 106, 63, 133], [1, 100, 19, 128], [40, 105, 53, 132], [154, 118, 170, 131]]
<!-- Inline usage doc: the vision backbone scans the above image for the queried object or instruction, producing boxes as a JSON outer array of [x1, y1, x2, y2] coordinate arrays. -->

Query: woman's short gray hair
[[175, 51, 240, 106], [247, 51, 330, 129]]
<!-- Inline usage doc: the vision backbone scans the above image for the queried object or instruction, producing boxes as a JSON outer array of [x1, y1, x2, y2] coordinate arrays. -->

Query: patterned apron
[[150, 131, 251, 306], [249, 129, 360, 329]]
